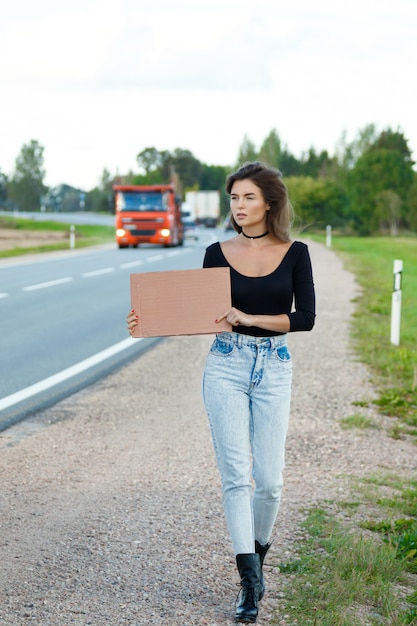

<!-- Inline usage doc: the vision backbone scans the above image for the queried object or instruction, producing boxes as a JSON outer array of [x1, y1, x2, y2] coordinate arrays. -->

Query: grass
[[340, 413, 379, 430], [273, 233, 417, 625], [0, 215, 115, 257], [274, 497, 417, 625], [325, 236, 417, 439]]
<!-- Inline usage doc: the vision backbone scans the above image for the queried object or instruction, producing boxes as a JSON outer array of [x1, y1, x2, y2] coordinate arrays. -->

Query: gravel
[[1, 239, 416, 626]]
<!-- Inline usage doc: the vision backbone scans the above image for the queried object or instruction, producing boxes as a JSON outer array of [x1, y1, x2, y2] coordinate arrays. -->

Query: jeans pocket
[[275, 345, 292, 362], [210, 337, 235, 357]]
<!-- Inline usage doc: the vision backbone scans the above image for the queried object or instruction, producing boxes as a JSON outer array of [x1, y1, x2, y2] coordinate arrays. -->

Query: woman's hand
[[127, 309, 139, 336], [215, 308, 291, 333], [215, 307, 253, 328]]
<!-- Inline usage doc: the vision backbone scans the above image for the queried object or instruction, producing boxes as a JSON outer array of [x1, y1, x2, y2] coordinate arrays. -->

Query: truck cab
[[114, 184, 184, 248]]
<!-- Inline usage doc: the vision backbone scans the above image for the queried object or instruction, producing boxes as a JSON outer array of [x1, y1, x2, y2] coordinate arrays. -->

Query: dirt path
[[0, 240, 415, 625], [0, 228, 68, 251]]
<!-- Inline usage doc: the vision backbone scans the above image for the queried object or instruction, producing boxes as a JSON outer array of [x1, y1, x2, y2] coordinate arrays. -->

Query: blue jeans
[[202, 332, 292, 555]]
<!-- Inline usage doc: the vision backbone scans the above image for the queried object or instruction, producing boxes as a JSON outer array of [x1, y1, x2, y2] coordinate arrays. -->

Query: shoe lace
[[235, 583, 257, 607]]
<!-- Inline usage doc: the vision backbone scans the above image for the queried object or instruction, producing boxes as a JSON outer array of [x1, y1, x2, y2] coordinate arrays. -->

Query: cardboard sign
[[130, 267, 232, 337]]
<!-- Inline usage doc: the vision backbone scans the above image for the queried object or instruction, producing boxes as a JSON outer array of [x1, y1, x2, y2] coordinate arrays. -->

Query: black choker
[[241, 230, 269, 240]]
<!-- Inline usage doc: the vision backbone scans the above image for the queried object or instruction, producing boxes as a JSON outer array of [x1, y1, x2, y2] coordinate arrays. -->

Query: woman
[[127, 161, 315, 623]]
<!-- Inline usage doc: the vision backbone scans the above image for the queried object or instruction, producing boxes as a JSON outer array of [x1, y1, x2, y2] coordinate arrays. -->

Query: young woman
[[127, 161, 315, 623]]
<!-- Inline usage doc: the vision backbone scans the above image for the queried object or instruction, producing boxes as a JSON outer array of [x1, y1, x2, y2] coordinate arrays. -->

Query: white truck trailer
[[185, 190, 220, 227]]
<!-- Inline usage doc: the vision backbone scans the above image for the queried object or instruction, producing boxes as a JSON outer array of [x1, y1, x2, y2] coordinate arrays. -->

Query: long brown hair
[[226, 161, 293, 241]]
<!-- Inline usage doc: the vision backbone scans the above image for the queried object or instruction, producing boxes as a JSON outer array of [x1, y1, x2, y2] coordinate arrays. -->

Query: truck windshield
[[116, 191, 168, 212]]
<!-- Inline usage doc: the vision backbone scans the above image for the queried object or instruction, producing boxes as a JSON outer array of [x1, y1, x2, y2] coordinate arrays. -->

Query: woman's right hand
[[127, 309, 139, 336]]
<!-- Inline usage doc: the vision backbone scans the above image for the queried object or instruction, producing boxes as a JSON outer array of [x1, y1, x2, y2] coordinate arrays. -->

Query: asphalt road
[[0, 209, 116, 227], [0, 226, 222, 431]]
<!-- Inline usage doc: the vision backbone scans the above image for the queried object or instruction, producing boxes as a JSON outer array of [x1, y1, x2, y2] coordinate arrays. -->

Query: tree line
[[1, 125, 416, 235]]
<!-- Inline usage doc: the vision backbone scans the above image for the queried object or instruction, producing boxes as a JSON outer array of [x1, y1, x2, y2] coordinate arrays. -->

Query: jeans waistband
[[216, 331, 288, 348]]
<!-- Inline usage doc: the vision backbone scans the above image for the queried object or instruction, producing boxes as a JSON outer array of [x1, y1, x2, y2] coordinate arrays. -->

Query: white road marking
[[81, 267, 115, 277], [0, 337, 142, 411], [23, 277, 73, 291], [0, 243, 198, 300], [119, 260, 144, 269]]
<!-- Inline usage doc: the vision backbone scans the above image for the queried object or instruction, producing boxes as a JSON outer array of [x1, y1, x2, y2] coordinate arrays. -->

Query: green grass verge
[[274, 497, 417, 625], [273, 234, 417, 625], [0, 215, 115, 258], [320, 235, 417, 439]]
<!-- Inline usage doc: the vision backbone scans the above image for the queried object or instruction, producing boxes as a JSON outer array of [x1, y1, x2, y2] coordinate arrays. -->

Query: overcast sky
[[1, 0, 416, 191]]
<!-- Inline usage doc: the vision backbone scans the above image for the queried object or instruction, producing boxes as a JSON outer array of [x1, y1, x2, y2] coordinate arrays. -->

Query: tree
[[8, 140, 47, 211], [347, 129, 415, 234], [375, 190, 402, 235], [236, 135, 258, 165], [236, 130, 302, 175], [406, 173, 417, 232], [285, 176, 348, 229], [86, 168, 114, 213], [137, 147, 164, 175], [159, 148, 202, 189], [259, 129, 282, 168], [199, 164, 229, 190], [373, 128, 413, 162], [300, 148, 335, 179], [335, 124, 378, 171], [278, 147, 303, 177], [0, 169, 8, 205]]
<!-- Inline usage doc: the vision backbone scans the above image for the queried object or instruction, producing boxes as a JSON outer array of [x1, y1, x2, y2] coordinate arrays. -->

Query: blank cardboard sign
[[130, 267, 232, 337]]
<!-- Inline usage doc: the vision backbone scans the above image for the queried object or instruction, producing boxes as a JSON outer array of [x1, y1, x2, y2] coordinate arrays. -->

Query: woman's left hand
[[215, 307, 253, 328], [127, 309, 139, 335]]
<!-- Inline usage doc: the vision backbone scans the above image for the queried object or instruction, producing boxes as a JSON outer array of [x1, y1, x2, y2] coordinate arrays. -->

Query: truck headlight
[[160, 229, 170, 237], [116, 228, 126, 237]]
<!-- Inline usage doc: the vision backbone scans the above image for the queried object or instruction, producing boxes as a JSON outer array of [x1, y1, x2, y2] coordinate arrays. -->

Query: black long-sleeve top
[[203, 240, 316, 337]]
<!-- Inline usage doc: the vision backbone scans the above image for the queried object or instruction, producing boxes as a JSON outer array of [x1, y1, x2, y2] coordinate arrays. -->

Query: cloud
[[1, 0, 417, 189], [91, 8, 286, 91], [1, 2, 305, 92], [0, 0, 124, 87]]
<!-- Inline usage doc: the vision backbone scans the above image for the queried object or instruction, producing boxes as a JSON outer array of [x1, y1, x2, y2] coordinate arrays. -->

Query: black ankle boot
[[235, 553, 262, 623], [255, 540, 272, 601]]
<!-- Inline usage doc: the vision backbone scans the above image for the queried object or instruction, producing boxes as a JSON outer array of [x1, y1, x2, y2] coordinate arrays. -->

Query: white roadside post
[[70, 225, 75, 249], [326, 224, 332, 248], [390, 259, 403, 346]]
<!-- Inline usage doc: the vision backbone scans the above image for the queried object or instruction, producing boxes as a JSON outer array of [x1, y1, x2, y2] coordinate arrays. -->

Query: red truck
[[114, 183, 184, 248]]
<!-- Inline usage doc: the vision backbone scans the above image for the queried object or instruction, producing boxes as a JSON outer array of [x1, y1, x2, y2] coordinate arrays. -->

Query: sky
[[1, 0, 416, 191]]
